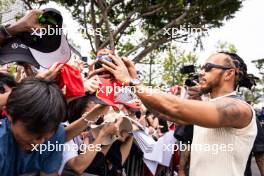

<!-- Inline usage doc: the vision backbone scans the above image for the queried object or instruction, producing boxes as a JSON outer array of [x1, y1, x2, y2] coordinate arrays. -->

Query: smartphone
[[94, 54, 113, 70]]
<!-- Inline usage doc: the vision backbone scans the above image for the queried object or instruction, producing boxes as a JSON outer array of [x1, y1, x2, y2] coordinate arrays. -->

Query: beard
[[200, 72, 223, 95], [201, 85, 213, 94]]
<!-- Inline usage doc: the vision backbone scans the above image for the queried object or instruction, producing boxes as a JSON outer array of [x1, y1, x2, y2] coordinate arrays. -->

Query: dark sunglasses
[[201, 63, 233, 72]]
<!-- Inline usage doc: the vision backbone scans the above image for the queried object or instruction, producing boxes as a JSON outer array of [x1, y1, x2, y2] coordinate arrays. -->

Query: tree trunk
[[148, 54, 154, 86]]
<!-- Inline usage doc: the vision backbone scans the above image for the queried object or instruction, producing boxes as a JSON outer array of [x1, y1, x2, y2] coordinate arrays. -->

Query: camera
[[94, 54, 113, 70], [180, 65, 199, 87], [94, 49, 114, 70]]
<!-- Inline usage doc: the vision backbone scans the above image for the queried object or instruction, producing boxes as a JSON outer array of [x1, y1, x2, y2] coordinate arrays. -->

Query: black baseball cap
[[0, 37, 40, 68], [20, 8, 71, 68]]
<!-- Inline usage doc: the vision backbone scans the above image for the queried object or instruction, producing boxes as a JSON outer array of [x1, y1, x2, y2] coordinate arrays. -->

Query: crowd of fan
[[1, 9, 264, 176]]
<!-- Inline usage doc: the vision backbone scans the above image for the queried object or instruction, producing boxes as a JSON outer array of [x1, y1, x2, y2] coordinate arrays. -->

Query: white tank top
[[189, 92, 257, 176]]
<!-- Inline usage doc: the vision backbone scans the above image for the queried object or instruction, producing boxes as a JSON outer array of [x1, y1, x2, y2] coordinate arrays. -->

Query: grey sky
[[196, 0, 264, 74]]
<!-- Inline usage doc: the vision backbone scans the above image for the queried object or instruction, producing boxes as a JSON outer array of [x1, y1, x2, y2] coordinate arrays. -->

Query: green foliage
[[215, 42, 263, 105], [138, 50, 163, 86], [239, 87, 263, 105], [241, 60, 263, 105], [0, 0, 15, 12], [215, 41, 237, 53], [252, 58, 264, 101], [7, 64, 17, 76], [252, 58, 264, 74], [116, 41, 134, 56], [162, 46, 198, 86], [23, 0, 243, 62]]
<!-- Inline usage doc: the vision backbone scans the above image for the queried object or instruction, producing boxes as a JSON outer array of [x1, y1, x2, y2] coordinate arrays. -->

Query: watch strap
[[129, 79, 141, 86], [0, 24, 12, 38]]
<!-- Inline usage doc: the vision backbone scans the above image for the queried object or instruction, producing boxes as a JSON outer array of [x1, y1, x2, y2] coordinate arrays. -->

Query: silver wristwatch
[[0, 24, 12, 39], [129, 79, 141, 86]]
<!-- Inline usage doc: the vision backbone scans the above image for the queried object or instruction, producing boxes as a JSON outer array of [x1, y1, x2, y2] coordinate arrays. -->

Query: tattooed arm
[[99, 54, 252, 128], [134, 85, 252, 128], [212, 98, 252, 128]]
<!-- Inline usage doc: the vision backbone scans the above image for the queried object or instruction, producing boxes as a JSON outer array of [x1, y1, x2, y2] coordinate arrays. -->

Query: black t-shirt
[[174, 125, 193, 143], [159, 118, 169, 133], [84, 140, 123, 176], [84, 152, 105, 175]]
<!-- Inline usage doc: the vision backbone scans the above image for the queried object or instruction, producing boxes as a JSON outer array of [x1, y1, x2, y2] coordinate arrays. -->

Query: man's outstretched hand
[[122, 57, 138, 79], [100, 54, 137, 85]]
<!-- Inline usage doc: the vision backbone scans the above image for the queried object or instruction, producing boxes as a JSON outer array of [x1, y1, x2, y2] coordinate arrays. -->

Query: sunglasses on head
[[201, 63, 233, 72]]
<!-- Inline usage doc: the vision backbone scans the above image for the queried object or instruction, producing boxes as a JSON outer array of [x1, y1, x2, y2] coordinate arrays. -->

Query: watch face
[[131, 79, 141, 85]]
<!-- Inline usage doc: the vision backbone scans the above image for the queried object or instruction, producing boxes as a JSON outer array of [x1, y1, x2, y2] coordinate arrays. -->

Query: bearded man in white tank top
[[95, 52, 257, 176]]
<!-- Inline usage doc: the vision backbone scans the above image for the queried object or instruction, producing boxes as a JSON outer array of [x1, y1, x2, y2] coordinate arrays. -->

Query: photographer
[[97, 52, 257, 176]]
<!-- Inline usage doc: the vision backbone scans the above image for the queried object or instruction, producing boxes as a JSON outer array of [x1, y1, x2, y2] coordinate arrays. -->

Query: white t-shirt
[[58, 121, 80, 175]]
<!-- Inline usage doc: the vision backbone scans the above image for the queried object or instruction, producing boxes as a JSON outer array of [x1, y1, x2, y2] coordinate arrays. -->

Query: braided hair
[[219, 52, 255, 90]]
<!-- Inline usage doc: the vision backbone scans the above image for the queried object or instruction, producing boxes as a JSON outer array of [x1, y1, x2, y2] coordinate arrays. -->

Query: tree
[[139, 52, 159, 86], [215, 41, 263, 105], [215, 41, 237, 53], [162, 46, 197, 86], [22, 0, 244, 63], [251, 58, 264, 103], [0, 0, 16, 22], [252, 58, 264, 75], [0, 0, 15, 12]]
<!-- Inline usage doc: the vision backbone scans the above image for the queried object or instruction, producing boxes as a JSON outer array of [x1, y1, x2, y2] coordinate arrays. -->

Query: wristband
[[128, 79, 141, 86], [0, 24, 12, 39], [81, 112, 99, 127]]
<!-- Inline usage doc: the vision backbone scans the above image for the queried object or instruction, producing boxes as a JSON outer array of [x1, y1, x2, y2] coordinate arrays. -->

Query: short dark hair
[[67, 96, 92, 123], [0, 72, 17, 93], [6, 78, 67, 135]]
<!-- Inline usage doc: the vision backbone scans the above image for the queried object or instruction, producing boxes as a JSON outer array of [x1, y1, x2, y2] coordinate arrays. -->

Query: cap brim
[[115, 101, 140, 109], [89, 94, 116, 107], [28, 35, 71, 68], [0, 37, 40, 68], [0, 54, 40, 68], [114, 88, 139, 109]]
